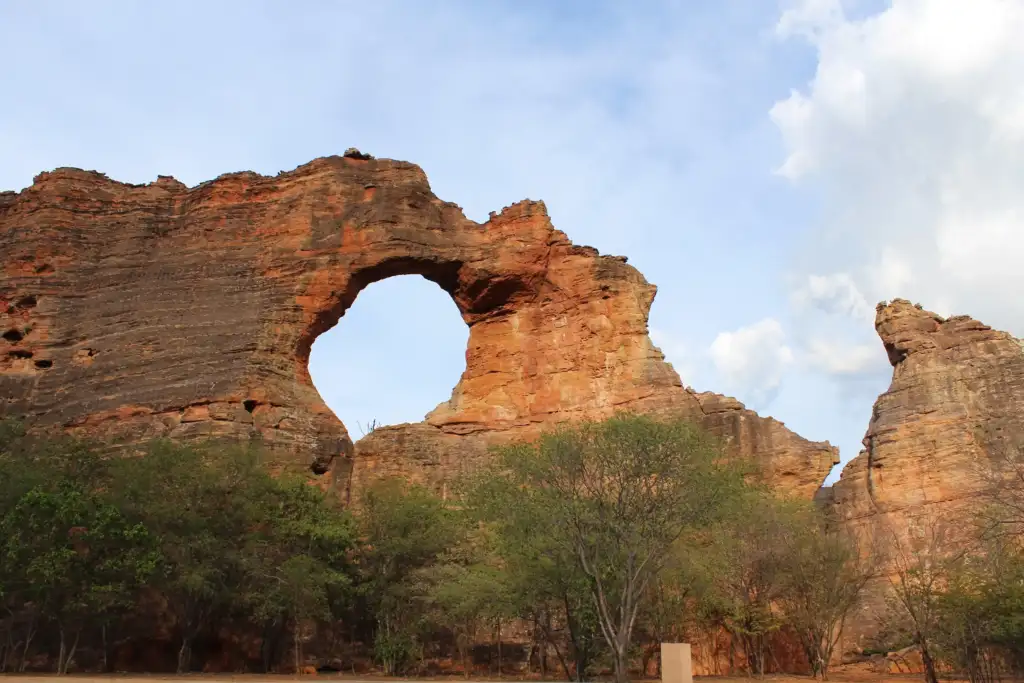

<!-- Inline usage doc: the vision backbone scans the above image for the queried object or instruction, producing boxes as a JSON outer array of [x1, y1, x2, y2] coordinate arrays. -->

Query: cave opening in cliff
[[308, 274, 469, 440]]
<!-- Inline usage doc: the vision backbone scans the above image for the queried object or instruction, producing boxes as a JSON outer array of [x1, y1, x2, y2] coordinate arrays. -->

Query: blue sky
[[4, 0, 1023, 484]]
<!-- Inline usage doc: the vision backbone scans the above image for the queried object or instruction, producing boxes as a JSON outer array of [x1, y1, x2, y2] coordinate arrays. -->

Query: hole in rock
[[309, 274, 469, 440], [243, 399, 258, 413], [16, 295, 37, 309], [34, 359, 52, 369], [2, 329, 23, 343], [8, 349, 33, 359]]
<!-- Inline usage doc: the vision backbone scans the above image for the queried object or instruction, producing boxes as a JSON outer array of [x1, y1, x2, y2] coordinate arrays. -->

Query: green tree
[[475, 414, 746, 683], [356, 479, 465, 675], [421, 527, 512, 679], [886, 516, 968, 683], [0, 420, 48, 672], [931, 441, 1024, 683], [633, 537, 712, 678], [466, 465, 605, 681], [0, 423, 158, 674], [110, 439, 268, 673], [1, 424, 361, 675], [775, 505, 874, 679], [932, 541, 1024, 683], [700, 492, 797, 677], [241, 476, 356, 672], [0, 483, 157, 673]]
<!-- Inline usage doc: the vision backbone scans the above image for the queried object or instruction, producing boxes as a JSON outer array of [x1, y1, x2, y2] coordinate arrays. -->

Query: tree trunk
[[61, 629, 80, 675], [293, 625, 301, 675], [57, 627, 66, 675], [460, 639, 470, 680], [921, 641, 939, 683], [101, 624, 108, 673], [497, 618, 502, 678], [177, 634, 192, 674], [612, 641, 629, 683], [18, 617, 36, 672]]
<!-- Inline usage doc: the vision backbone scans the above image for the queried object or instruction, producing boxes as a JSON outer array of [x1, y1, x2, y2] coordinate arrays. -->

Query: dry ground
[[0, 669, 929, 683]]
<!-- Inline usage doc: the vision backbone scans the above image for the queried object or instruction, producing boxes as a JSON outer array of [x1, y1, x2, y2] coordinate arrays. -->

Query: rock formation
[[0, 153, 837, 501], [831, 299, 1024, 643]]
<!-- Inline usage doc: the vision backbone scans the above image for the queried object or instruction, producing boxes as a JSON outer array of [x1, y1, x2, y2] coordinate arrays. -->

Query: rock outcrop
[[0, 154, 837, 500], [832, 299, 1024, 643]]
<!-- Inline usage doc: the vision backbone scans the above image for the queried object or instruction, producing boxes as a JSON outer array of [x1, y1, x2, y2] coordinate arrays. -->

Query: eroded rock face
[[834, 299, 1024, 523], [832, 299, 1024, 643], [0, 154, 837, 499]]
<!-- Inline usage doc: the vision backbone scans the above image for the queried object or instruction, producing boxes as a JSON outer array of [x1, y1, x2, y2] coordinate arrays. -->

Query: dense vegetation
[[1, 415, 1022, 681]]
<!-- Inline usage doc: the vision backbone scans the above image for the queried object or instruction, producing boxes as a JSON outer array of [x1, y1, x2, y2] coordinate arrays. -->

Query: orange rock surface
[[0, 153, 837, 500], [830, 298, 1024, 642]]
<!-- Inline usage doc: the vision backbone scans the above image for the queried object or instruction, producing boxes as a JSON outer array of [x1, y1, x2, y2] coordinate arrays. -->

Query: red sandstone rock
[[0, 155, 837, 500], [832, 298, 1024, 643]]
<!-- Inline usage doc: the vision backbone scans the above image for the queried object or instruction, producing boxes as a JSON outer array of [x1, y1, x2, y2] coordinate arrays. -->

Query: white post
[[661, 643, 693, 683]]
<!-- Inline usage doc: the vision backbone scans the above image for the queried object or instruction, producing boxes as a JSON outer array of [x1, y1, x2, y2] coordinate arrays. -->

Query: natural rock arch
[[307, 273, 469, 444], [0, 153, 838, 501]]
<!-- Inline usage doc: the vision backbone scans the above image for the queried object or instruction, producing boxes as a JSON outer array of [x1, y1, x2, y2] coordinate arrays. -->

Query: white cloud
[[3, 1, 826, 433], [773, 0, 1024, 339], [777, 0, 845, 41], [791, 272, 875, 323], [804, 338, 884, 375], [709, 319, 794, 408]]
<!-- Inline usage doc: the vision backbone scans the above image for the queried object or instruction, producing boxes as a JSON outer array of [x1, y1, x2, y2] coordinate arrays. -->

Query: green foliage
[[698, 492, 800, 676], [465, 451, 605, 680], [0, 423, 159, 673], [0, 422, 357, 675], [773, 503, 873, 679], [931, 538, 1024, 683], [420, 526, 513, 678], [356, 479, 465, 675], [30, 412, 1024, 683], [469, 413, 747, 683]]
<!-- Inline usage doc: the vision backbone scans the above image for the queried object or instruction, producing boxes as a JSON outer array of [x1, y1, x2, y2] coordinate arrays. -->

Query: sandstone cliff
[[832, 299, 1024, 643], [0, 153, 837, 500]]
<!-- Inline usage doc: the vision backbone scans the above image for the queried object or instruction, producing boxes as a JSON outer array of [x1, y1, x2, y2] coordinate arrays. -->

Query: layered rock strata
[[832, 299, 1024, 643], [0, 153, 837, 500]]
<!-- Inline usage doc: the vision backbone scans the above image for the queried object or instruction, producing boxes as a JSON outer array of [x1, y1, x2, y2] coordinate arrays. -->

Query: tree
[[633, 537, 710, 678], [0, 420, 51, 672], [932, 441, 1024, 683], [466, 465, 605, 681], [932, 540, 1024, 683], [110, 439, 268, 673], [1, 424, 361, 674], [0, 483, 157, 673], [421, 527, 512, 679], [356, 479, 465, 675], [886, 515, 969, 683], [701, 492, 796, 677], [241, 476, 356, 672], [0, 423, 157, 674], [775, 505, 874, 679], [477, 414, 746, 683]]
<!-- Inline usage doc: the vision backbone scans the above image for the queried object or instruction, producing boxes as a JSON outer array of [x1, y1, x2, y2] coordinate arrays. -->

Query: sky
[[3, 0, 1023, 484]]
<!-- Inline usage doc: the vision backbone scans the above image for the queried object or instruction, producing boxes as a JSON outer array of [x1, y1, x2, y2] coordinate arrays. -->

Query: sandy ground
[[0, 671, 930, 683]]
